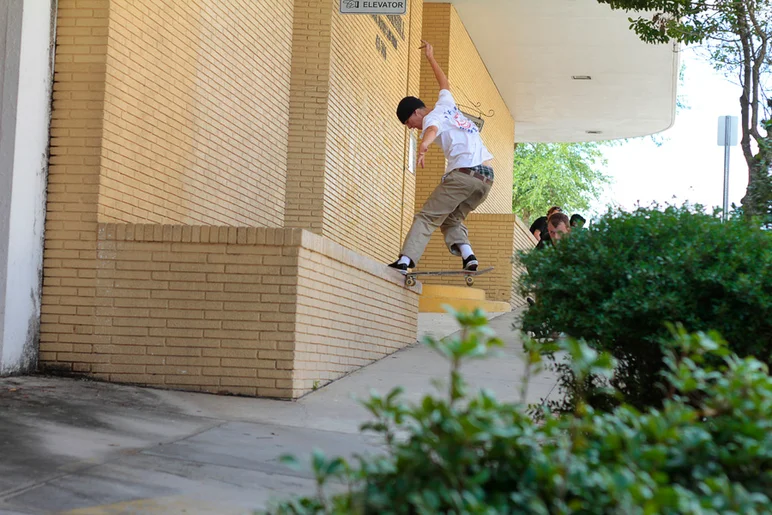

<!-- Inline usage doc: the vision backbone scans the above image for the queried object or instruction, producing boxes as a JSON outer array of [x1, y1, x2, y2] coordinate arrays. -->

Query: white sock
[[398, 255, 411, 266], [458, 244, 473, 260]]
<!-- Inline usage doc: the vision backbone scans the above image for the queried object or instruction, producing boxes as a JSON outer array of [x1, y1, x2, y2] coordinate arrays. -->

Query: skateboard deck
[[405, 266, 493, 287]]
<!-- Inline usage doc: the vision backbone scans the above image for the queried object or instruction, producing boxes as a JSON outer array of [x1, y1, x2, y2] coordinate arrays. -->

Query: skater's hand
[[417, 141, 430, 168], [419, 40, 434, 60], [420, 40, 449, 90]]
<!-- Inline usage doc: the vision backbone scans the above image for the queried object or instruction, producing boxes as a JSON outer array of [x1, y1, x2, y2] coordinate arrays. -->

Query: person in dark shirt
[[570, 214, 586, 229], [529, 216, 547, 247]]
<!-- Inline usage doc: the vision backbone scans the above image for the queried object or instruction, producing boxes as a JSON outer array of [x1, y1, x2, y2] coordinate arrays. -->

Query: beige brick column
[[416, 3, 525, 307], [40, 0, 110, 371], [284, 0, 334, 233], [416, 4, 452, 211], [402, 0, 425, 242]]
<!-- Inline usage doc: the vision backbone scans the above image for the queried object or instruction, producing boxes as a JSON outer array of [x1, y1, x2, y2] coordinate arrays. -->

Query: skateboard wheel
[[405, 276, 416, 287], [465, 276, 474, 286]]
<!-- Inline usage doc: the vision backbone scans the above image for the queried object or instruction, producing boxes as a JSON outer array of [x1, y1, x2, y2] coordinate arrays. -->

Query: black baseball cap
[[396, 96, 425, 124]]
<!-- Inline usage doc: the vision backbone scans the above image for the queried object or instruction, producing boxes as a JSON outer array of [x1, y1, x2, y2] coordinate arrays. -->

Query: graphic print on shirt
[[444, 107, 478, 134]]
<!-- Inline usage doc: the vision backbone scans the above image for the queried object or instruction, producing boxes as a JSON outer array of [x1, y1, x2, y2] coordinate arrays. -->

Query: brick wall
[[417, 4, 515, 214], [403, 2, 424, 243], [416, 4, 451, 211], [43, 0, 420, 400], [448, 7, 514, 214], [42, 0, 526, 398], [40, 226, 419, 398], [322, 2, 424, 263], [468, 215, 519, 304], [284, 1, 424, 266], [99, 0, 294, 226], [412, 3, 532, 309], [293, 232, 418, 392], [41, 0, 109, 372], [284, 0, 333, 233]]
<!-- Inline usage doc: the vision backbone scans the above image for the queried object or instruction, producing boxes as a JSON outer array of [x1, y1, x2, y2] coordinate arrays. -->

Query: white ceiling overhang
[[425, 0, 680, 143]]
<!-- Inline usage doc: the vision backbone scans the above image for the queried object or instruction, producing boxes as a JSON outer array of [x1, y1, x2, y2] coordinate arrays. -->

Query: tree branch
[[746, 0, 768, 142], [734, 1, 756, 164]]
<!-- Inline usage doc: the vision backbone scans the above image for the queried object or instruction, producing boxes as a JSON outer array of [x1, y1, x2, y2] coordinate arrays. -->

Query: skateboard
[[405, 266, 493, 287]]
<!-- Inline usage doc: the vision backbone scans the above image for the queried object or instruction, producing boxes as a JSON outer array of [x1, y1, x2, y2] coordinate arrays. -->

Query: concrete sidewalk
[[0, 310, 559, 515]]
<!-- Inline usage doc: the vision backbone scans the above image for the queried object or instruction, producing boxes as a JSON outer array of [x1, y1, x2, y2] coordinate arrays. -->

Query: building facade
[[0, 0, 677, 397]]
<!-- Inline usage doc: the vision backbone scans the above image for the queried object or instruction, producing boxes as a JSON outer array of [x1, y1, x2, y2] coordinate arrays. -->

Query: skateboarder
[[389, 40, 494, 274]]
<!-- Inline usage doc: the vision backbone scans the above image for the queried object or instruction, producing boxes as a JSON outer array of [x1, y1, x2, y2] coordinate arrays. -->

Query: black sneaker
[[388, 260, 408, 274], [463, 254, 478, 271]]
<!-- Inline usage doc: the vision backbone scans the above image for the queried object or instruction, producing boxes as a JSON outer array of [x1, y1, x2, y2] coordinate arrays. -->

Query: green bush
[[519, 205, 772, 411], [265, 310, 772, 514]]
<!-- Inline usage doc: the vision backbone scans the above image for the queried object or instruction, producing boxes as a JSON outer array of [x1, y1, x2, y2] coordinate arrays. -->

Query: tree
[[596, 0, 772, 224], [512, 142, 611, 222]]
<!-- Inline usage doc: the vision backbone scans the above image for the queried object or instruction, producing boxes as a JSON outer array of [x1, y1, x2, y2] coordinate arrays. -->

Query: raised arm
[[420, 40, 450, 91]]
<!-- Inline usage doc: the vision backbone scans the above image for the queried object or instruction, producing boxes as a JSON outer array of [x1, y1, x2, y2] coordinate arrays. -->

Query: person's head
[[529, 217, 547, 240], [547, 206, 562, 218], [548, 213, 571, 241], [397, 96, 428, 130], [570, 214, 586, 229]]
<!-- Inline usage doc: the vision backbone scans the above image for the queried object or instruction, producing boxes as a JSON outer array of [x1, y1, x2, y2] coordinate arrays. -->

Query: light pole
[[717, 115, 738, 222]]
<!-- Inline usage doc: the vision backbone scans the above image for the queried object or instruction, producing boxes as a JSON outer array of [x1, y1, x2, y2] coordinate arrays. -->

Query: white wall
[[0, 0, 56, 375]]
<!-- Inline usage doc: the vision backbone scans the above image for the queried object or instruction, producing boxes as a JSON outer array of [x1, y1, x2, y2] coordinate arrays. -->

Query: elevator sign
[[340, 0, 407, 15]]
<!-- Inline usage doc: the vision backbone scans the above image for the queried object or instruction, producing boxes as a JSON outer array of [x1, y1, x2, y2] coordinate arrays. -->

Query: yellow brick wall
[[403, 3, 424, 242], [41, 226, 302, 397], [43, 0, 420, 400], [292, 232, 419, 392], [45, 1, 539, 398], [413, 3, 527, 309], [416, 3, 514, 213], [40, 0, 109, 369], [321, 3, 423, 263], [448, 7, 514, 214], [284, 0, 333, 233], [416, 4, 451, 210], [40, 225, 419, 399], [466, 215, 518, 303], [99, 0, 294, 226]]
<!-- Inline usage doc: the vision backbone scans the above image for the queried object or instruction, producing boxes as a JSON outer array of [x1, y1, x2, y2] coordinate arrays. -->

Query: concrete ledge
[[96, 224, 420, 294], [39, 225, 420, 399], [421, 284, 485, 301]]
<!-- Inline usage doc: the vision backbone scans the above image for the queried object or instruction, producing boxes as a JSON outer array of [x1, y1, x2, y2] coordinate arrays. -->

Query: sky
[[590, 46, 751, 218]]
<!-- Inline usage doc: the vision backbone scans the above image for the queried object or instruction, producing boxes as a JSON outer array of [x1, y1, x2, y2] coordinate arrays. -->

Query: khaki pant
[[401, 169, 492, 264]]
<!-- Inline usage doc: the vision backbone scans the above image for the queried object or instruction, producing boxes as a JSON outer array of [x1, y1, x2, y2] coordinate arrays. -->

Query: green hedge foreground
[[520, 205, 772, 411], [264, 310, 772, 514]]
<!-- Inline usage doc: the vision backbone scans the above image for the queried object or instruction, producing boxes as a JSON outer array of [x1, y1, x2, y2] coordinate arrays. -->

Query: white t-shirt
[[421, 89, 494, 174]]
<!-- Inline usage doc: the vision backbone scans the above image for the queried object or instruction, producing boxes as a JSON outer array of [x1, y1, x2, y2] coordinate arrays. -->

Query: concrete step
[[420, 284, 486, 301], [419, 296, 512, 313]]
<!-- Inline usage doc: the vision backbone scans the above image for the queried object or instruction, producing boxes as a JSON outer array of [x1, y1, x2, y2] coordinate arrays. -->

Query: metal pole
[[723, 117, 731, 222]]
